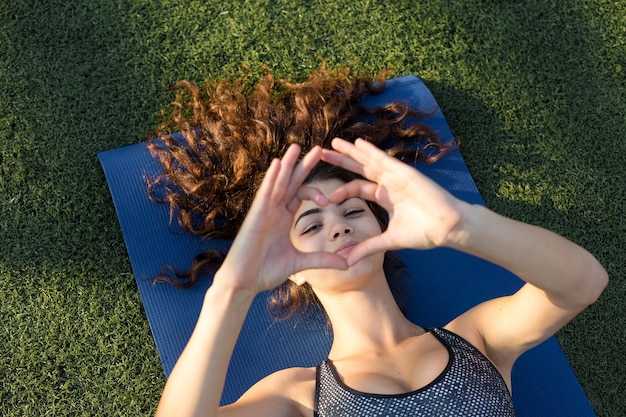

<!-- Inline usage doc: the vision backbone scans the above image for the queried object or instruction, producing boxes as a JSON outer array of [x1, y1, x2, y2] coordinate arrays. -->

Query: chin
[[314, 251, 385, 290]]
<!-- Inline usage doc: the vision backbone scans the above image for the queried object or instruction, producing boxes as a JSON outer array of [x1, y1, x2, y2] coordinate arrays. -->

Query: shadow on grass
[[418, 3, 625, 414], [428, 73, 623, 416], [0, 1, 168, 269], [0, 2, 166, 415], [0, 0, 624, 415]]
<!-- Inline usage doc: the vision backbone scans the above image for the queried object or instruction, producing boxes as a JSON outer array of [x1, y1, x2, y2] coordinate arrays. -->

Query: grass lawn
[[1, 0, 624, 415]]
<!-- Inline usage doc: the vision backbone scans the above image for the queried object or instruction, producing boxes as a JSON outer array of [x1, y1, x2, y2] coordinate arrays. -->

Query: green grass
[[1, 0, 624, 415]]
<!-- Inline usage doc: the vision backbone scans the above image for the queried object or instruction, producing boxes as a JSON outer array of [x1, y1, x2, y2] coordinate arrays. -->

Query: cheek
[[365, 218, 384, 236], [289, 232, 316, 253]]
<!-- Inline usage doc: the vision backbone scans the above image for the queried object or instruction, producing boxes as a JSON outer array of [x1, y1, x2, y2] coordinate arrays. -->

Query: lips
[[334, 242, 358, 257]]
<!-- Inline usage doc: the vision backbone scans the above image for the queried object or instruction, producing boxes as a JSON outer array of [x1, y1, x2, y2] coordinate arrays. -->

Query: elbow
[[591, 265, 609, 303], [579, 261, 609, 307], [552, 262, 608, 313]]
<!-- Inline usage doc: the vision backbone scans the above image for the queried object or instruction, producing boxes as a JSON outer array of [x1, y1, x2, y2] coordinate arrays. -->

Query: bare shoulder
[[219, 366, 317, 417], [444, 297, 516, 384], [444, 300, 497, 353]]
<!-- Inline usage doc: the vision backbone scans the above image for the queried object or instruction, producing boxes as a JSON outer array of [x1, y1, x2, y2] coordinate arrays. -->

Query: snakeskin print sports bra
[[314, 327, 516, 416]]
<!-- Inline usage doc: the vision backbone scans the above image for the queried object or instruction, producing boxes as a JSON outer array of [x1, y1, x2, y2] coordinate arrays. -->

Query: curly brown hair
[[147, 65, 456, 318]]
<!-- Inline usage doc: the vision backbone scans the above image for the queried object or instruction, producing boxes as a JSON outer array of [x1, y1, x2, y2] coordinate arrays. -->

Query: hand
[[216, 144, 349, 294], [321, 138, 468, 266]]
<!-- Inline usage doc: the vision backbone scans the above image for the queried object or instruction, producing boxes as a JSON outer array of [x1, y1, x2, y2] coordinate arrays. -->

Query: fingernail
[[316, 194, 328, 205]]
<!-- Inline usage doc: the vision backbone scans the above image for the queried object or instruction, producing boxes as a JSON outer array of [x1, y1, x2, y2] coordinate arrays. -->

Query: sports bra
[[314, 327, 516, 416]]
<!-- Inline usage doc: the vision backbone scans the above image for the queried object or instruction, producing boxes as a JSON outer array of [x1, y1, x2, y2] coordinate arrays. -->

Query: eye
[[301, 223, 322, 236], [345, 208, 365, 217]]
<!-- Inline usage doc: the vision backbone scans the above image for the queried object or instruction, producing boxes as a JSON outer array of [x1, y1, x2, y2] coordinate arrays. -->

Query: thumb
[[345, 235, 393, 266], [294, 251, 349, 273]]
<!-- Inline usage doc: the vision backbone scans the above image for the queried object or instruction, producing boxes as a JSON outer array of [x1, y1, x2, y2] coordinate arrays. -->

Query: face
[[289, 179, 385, 290]]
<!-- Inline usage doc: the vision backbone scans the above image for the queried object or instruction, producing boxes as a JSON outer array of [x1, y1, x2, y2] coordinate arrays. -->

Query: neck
[[316, 274, 423, 360]]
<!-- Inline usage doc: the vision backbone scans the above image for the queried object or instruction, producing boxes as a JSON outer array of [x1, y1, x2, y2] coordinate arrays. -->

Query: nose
[[330, 221, 353, 240]]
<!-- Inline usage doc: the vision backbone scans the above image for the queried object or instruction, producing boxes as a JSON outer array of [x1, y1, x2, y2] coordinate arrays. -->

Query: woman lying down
[[149, 67, 607, 417]]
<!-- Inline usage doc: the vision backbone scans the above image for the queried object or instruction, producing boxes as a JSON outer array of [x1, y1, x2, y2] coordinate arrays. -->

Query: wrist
[[206, 270, 258, 305], [442, 203, 488, 250]]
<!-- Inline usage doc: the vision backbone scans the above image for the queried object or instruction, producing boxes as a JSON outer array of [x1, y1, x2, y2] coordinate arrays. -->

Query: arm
[[322, 138, 608, 363], [155, 281, 255, 417], [445, 204, 608, 364], [156, 281, 308, 417], [156, 145, 346, 417]]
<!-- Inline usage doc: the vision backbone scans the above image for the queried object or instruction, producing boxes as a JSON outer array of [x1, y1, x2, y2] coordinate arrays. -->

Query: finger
[[350, 137, 390, 159], [271, 144, 302, 202], [250, 158, 281, 210], [345, 235, 395, 267], [328, 137, 356, 153], [325, 179, 380, 205], [286, 146, 323, 197], [295, 251, 349, 273], [320, 148, 366, 177], [286, 185, 328, 213], [328, 138, 390, 182], [349, 139, 394, 178]]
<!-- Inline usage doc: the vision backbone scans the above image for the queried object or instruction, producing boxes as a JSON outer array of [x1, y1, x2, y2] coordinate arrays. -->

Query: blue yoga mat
[[98, 75, 596, 416]]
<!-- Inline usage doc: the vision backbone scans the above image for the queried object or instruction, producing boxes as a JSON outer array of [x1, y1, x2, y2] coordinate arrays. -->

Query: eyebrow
[[292, 198, 357, 230], [293, 208, 322, 229]]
